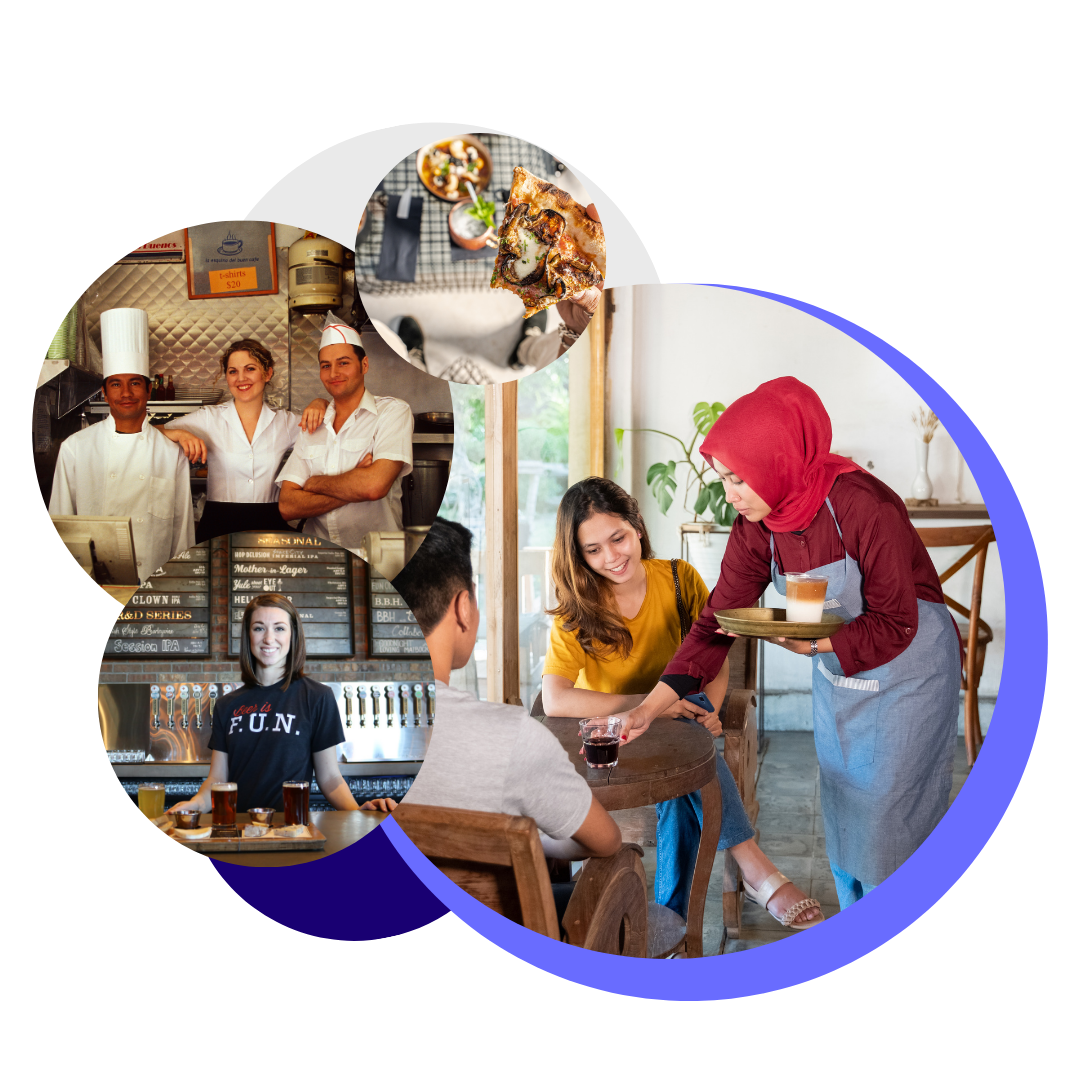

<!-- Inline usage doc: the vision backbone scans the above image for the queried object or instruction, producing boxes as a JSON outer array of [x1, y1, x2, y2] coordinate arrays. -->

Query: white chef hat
[[101, 308, 150, 380], [319, 315, 363, 351]]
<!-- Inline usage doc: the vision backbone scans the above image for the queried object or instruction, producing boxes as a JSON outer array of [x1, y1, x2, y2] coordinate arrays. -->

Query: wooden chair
[[393, 803, 650, 956], [915, 525, 996, 765], [719, 684, 758, 938]]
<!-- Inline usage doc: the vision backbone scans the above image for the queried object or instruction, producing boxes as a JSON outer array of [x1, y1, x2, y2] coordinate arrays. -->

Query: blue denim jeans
[[830, 864, 876, 909], [654, 753, 755, 918]]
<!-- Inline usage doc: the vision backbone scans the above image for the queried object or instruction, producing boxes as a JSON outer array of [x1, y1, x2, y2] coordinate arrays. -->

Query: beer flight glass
[[282, 781, 310, 827], [210, 781, 238, 826], [137, 782, 165, 818]]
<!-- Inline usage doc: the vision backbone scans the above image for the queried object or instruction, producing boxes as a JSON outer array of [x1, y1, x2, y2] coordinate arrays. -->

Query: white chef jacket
[[49, 414, 196, 580], [275, 390, 413, 553], [164, 401, 300, 503]]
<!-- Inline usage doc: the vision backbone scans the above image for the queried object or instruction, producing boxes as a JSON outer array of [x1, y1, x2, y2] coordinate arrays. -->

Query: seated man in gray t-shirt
[[397, 518, 621, 860]]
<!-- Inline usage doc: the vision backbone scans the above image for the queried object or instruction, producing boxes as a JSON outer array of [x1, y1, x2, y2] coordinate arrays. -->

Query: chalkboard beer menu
[[106, 542, 211, 656], [368, 571, 428, 658], [229, 532, 354, 658]]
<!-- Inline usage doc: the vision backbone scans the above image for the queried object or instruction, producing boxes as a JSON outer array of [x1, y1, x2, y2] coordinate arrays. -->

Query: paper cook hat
[[319, 314, 363, 351], [101, 308, 150, 380]]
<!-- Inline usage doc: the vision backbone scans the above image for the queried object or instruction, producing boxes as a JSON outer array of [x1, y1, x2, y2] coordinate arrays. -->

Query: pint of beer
[[282, 781, 310, 827], [138, 782, 165, 819], [210, 781, 238, 826]]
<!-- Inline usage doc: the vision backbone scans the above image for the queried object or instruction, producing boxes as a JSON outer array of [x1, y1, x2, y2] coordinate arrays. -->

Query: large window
[[517, 360, 570, 710], [439, 310, 603, 709], [441, 361, 571, 708], [441, 383, 487, 698]]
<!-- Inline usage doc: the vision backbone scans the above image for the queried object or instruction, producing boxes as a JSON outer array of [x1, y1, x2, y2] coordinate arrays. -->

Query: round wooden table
[[541, 715, 722, 958]]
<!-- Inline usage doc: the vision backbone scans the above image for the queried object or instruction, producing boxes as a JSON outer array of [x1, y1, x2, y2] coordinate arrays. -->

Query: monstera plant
[[615, 401, 737, 526]]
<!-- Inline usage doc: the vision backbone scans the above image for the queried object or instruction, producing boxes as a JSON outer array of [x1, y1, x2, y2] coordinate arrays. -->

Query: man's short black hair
[[392, 517, 474, 634]]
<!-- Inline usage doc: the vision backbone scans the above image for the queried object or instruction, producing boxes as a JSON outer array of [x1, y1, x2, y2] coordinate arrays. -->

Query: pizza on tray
[[490, 168, 605, 318]]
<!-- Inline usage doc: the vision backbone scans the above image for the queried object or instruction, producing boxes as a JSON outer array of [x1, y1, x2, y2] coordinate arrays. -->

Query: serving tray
[[715, 608, 845, 640], [165, 815, 327, 853]]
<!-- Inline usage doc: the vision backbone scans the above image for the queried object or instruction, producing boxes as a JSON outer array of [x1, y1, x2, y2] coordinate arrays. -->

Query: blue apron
[[769, 499, 960, 886]]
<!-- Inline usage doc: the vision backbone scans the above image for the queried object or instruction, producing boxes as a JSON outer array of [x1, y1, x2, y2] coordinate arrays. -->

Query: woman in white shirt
[[162, 339, 327, 542]]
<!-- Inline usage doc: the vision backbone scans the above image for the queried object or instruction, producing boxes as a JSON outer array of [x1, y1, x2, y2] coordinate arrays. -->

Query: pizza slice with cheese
[[490, 168, 606, 318]]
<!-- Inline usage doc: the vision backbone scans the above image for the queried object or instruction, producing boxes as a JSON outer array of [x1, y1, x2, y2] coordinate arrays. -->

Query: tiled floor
[[636, 731, 973, 956]]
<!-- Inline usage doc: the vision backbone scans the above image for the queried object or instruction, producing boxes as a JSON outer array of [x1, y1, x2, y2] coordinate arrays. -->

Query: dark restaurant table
[[540, 714, 722, 958]]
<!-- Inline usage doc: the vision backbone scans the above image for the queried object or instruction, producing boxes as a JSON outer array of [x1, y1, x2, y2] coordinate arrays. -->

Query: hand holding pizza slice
[[491, 168, 606, 318]]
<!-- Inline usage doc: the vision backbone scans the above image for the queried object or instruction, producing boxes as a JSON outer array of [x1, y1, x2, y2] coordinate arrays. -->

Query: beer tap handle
[[150, 686, 161, 729], [343, 684, 354, 729], [193, 684, 203, 729], [427, 682, 436, 724], [400, 684, 411, 725], [358, 685, 367, 728], [413, 684, 423, 726], [384, 684, 394, 727], [371, 685, 380, 727]]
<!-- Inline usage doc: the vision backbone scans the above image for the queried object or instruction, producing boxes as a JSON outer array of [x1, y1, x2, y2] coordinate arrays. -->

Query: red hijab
[[700, 377, 865, 533]]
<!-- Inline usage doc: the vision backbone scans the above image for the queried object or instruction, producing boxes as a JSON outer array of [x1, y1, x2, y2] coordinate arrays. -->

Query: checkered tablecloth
[[356, 134, 561, 295]]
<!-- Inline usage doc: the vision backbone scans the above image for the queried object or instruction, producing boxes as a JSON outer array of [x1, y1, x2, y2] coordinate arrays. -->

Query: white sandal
[[743, 872, 824, 930]]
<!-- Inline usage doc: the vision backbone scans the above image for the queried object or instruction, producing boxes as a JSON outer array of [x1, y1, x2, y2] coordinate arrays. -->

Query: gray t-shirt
[[403, 682, 593, 841]]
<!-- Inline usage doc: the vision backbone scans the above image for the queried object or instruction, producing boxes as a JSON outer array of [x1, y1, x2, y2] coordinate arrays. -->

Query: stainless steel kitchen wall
[[79, 246, 355, 411]]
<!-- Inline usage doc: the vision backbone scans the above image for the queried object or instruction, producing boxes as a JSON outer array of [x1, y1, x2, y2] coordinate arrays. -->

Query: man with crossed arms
[[277, 321, 412, 552]]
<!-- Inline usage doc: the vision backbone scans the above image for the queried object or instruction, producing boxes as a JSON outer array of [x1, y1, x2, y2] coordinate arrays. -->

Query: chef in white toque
[[49, 307, 195, 580], [276, 316, 413, 554]]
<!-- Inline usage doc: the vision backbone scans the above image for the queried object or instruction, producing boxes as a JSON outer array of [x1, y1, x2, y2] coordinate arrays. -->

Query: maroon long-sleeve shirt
[[661, 471, 948, 685]]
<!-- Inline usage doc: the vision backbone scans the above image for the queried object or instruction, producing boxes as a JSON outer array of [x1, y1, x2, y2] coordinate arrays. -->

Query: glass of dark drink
[[282, 781, 310, 827], [578, 716, 624, 770], [210, 782, 237, 826]]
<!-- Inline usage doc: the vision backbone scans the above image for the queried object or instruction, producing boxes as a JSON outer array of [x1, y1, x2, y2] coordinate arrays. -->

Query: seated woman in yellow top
[[543, 477, 822, 929]]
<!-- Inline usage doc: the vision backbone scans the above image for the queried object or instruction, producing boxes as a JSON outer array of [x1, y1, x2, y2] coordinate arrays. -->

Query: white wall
[[607, 284, 1003, 707]]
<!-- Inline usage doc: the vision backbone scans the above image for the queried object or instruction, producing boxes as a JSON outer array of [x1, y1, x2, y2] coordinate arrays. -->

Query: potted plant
[[615, 402, 736, 579]]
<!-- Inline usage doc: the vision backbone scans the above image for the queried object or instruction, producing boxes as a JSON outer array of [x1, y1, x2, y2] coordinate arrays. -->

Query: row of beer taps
[[146, 681, 437, 732], [343, 682, 435, 727], [149, 683, 224, 730]]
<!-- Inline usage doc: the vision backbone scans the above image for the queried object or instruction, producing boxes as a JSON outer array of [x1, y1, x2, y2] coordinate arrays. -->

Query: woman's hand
[[169, 430, 207, 464], [657, 696, 722, 736], [716, 627, 832, 656], [694, 708, 723, 737], [300, 398, 329, 433], [657, 697, 709, 721], [360, 798, 396, 812], [166, 799, 199, 815], [617, 707, 654, 745], [765, 636, 812, 655], [761, 635, 833, 656]]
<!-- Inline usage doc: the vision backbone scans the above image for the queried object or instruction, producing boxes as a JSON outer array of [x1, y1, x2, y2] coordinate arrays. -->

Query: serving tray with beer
[[166, 813, 328, 853], [714, 608, 846, 639]]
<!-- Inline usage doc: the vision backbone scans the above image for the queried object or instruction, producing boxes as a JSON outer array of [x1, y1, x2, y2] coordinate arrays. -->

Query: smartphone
[[683, 691, 713, 713]]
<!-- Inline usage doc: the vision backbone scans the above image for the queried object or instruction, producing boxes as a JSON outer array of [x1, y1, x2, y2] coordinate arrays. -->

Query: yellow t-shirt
[[543, 559, 711, 695]]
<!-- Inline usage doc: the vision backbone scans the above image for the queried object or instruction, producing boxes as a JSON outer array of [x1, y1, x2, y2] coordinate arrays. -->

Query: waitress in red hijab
[[618, 377, 962, 909]]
